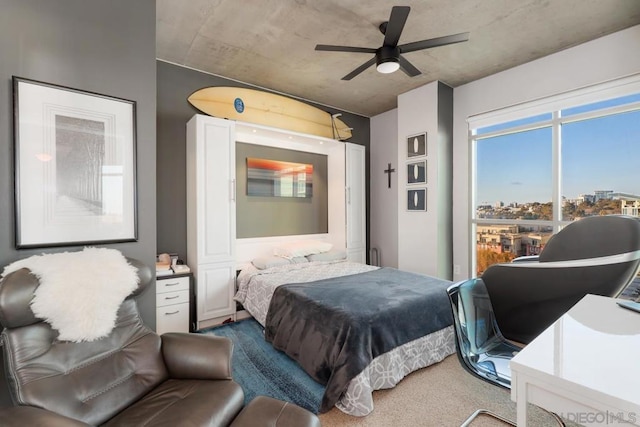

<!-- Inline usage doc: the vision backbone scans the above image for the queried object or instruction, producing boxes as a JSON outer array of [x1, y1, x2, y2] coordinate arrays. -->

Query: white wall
[[397, 81, 451, 277], [452, 25, 640, 280], [370, 108, 399, 267]]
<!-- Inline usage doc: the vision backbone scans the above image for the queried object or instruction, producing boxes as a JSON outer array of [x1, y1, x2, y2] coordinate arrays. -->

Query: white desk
[[510, 294, 640, 426]]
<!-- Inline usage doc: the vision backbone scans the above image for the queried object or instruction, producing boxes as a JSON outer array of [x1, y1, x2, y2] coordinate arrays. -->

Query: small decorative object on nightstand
[[156, 272, 193, 334]]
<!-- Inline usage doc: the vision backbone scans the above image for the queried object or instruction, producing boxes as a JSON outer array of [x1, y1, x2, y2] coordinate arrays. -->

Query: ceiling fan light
[[377, 61, 400, 74]]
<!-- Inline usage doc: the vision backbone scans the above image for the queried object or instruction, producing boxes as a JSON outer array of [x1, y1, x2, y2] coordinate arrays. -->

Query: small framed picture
[[407, 160, 426, 185], [407, 132, 427, 158], [407, 188, 427, 211]]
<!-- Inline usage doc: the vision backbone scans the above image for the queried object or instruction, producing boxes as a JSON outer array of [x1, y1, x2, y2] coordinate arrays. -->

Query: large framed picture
[[13, 77, 137, 248], [407, 188, 427, 212], [407, 132, 427, 158]]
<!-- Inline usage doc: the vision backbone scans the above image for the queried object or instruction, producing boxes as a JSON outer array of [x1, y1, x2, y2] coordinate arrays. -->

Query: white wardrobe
[[186, 114, 366, 329], [186, 116, 237, 330]]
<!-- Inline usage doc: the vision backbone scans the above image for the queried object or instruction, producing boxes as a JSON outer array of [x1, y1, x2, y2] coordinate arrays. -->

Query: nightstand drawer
[[156, 289, 189, 307], [156, 303, 190, 334], [156, 276, 189, 293]]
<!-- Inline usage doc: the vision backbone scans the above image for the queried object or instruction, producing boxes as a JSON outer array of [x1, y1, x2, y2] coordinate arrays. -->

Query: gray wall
[[157, 60, 371, 261], [236, 143, 328, 238], [0, 0, 157, 407], [437, 82, 454, 279]]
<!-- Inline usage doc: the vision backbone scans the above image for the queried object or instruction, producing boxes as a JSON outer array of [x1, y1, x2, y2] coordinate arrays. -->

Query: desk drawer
[[156, 290, 189, 307], [157, 276, 189, 293], [156, 303, 189, 334]]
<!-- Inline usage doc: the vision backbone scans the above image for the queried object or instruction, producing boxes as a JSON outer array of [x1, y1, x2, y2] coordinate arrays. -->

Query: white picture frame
[[406, 132, 427, 158], [407, 188, 427, 211], [13, 77, 137, 248], [407, 160, 427, 185]]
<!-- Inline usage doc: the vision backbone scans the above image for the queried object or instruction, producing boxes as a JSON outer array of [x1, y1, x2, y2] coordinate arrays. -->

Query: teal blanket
[[265, 267, 453, 412]]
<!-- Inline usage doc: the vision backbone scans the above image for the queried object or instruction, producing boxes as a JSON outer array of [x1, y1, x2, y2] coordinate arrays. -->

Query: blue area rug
[[200, 318, 325, 413]]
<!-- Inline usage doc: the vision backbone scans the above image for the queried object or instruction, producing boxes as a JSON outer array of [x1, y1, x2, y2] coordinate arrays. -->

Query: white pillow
[[273, 240, 333, 259], [251, 256, 291, 270], [306, 249, 347, 262]]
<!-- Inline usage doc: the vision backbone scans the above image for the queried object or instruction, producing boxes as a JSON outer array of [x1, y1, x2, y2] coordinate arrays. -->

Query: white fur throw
[[1, 248, 139, 342]]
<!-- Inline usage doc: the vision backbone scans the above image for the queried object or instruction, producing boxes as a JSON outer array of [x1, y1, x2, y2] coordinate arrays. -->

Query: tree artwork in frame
[[407, 188, 427, 212], [407, 132, 426, 158], [13, 77, 137, 248]]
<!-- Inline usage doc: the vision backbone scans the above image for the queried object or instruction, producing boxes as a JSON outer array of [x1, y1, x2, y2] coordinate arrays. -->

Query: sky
[[476, 96, 640, 206]]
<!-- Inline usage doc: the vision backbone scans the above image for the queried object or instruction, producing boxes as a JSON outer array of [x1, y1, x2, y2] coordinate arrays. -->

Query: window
[[470, 77, 640, 274], [561, 109, 640, 221], [476, 127, 553, 220]]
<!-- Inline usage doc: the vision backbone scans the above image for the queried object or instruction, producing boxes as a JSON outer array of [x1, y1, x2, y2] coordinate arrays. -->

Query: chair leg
[[460, 409, 516, 427], [547, 410, 566, 426], [459, 408, 566, 427]]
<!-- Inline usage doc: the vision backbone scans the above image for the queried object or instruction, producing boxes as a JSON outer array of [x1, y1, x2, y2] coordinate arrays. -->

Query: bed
[[235, 259, 455, 416]]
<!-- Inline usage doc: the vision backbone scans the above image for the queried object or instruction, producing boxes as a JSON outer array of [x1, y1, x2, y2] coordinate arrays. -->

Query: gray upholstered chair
[[0, 259, 320, 427], [482, 214, 640, 344]]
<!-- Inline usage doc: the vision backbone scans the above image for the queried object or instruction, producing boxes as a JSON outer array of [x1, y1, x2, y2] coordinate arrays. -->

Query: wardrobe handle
[[230, 179, 236, 201], [347, 187, 351, 204]]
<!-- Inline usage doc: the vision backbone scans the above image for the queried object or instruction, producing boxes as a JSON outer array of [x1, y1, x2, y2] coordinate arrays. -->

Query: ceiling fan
[[315, 6, 469, 80]]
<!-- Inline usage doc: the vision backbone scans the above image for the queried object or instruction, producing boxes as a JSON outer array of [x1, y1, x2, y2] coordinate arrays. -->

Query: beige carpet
[[318, 354, 571, 427]]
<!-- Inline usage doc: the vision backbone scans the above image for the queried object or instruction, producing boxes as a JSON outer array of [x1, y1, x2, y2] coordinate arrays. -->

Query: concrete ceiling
[[156, 0, 640, 117]]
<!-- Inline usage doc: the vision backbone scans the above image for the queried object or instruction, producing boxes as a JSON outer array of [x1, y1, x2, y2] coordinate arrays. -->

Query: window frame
[[468, 73, 640, 274]]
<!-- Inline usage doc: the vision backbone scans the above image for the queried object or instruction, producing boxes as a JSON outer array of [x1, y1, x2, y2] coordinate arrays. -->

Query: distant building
[[476, 225, 553, 257], [611, 192, 640, 201], [621, 200, 640, 217], [577, 194, 595, 204], [594, 190, 613, 201]]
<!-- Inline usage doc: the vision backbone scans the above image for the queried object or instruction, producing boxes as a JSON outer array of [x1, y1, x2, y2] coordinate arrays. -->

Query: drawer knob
[[165, 295, 180, 300], [165, 282, 180, 286], [164, 310, 180, 315]]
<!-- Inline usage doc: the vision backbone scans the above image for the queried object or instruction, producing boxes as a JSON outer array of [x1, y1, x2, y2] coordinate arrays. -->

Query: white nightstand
[[156, 273, 192, 334]]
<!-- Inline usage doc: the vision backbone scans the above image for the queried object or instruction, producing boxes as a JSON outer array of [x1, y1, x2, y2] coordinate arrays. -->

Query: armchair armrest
[[503, 250, 640, 269], [511, 255, 539, 263], [0, 406, 90, 426], [161, 332, 233, 380]]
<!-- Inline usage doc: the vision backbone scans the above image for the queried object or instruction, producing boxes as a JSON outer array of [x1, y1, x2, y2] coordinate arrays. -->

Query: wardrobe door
[[345, 143, 366, 263], [187, 115, 237, 328]]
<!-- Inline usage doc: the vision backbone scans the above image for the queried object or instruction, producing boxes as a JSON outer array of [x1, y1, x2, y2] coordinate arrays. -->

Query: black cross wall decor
[[384, 163, 395, 189]]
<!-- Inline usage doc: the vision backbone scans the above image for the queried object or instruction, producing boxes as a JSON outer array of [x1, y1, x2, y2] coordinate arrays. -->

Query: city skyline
[[476, 108, 640, 205]]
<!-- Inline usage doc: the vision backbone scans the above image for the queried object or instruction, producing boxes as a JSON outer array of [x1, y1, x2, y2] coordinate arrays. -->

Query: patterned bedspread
[[235, 260, 377, 326]]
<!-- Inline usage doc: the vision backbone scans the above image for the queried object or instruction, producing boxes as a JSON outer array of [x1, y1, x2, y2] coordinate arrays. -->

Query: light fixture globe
[[376, 61, 400, 74], [375, 46, 400, 74]]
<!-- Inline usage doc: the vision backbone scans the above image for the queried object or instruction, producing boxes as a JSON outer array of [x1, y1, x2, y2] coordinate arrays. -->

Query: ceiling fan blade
[[342, 57, 377, 80], [398, 55, 421, 77], [315, 44, 377, 54], [399, 32, 469, 53], [383, 6, 410, 47]]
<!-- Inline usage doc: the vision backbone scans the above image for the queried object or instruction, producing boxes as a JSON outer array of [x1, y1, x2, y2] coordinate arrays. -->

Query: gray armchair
[[482, 215, 640, 344], [0, 259, 320, 427]]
